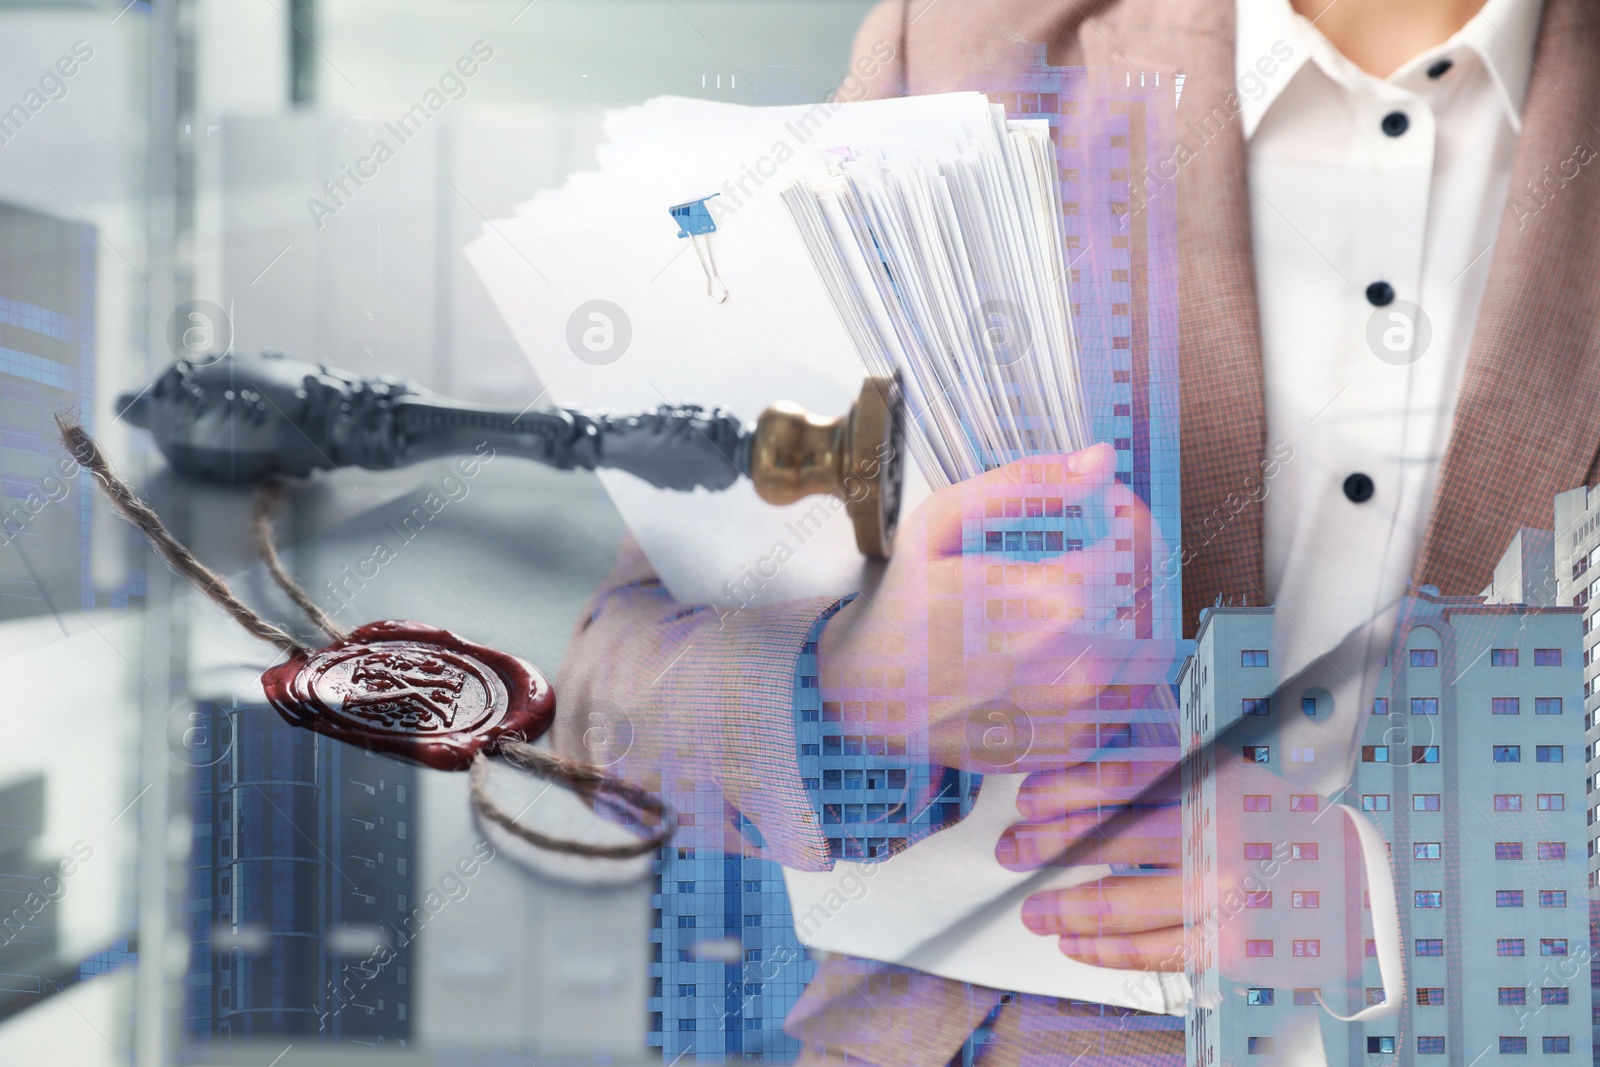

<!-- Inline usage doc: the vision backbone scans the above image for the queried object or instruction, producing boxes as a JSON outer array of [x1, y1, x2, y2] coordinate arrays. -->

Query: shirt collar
[[1235, 0, 1544, 139]]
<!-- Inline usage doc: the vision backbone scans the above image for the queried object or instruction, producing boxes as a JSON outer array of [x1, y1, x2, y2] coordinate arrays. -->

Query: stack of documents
[[465, 93, 1189, 1012], [778, 110, 1092, 486], [465, 93, 1099, 605]]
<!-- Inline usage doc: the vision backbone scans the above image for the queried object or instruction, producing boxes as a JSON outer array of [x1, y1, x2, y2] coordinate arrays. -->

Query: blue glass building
[[184, 699, 417, 1048], [650, 54, 1184, 1064], [0, 200, 142, 619]]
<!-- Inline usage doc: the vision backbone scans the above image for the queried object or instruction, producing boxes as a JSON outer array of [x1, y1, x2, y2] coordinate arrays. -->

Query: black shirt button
[[1344, 473, 1375, 503], [1366, 281, 1395, 306], [1381, 111, 1410, 137], [1426, 58, 1453, 79]]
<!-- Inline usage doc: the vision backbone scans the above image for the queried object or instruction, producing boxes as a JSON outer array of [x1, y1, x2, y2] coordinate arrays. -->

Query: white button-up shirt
[[1238, 0, 1543, 675]]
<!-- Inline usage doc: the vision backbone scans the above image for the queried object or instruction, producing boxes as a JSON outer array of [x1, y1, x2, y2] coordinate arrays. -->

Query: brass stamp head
[[748, 375, 903, 559]]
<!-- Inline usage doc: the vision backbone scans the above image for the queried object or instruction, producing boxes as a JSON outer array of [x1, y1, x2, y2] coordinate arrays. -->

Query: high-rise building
[[184, 699, 417, 1048], [649, 847, 814, 1062], [648, 55, 1186, 1064], [1546, 491, 1600, 893], [1537, 488, 1600, 1063], [1182, 586, 1589, 1064]]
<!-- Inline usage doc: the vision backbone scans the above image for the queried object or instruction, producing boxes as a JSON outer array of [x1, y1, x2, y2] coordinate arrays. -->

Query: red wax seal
[[260, 620, 554, 771]]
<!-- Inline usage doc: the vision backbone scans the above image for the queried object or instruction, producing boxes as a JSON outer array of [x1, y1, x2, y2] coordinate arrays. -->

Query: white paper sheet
[[784, 773, 1192, 1012]]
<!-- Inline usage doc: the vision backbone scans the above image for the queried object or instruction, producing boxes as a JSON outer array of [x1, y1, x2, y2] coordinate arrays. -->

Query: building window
[[679, 984, 697, 997], [1410, 649, 1438, 667], [1364, 939, 1377, 957], [1292, 891, 1319, 908], [1491, 697, 1520, 715], [1491, 648, 1519, 667], [1540, 939, 1569, 956], [1292, 940, 1320, 957], [1362, 794, 1390, 811], [1241, 650, 1269, 667], [1367, 1037, 1396, 1055], [1543, 1037, 1571, 1054], [1414, 842, 1441, 860], [1496, 842, 1524, 859], [1243, 842, 1272, 860], [677, 916, 696, 928], [679, 1020, 697, 1032], [1539, 890, 1567, 907], [1243, 795, 1271, 811], [1415, 938, 1443, 957], [1246, 987, 1274, 1006], [1290, 794, 1317, 812], [1242, 698, 1271, 716], [1538, 841, 1566, 860], [1537, 794, 1565, 811], [1245, 940, 1273, 957], [1291, 842, 1318, 860], [1495, 890, 1525, 908], [1412, 745, 1439, 763], [1535, 697, 1563, 714], [1499, 1037, 1527, 1054], [1537, 745, 1564, 763], [1245, 892, 1272, 908], [1414, 890, 1442, 908], [1292, 989, 1320, 1006], [1243, 745, 1270, 763], [1534, 648, 1562, 666], [1416, 1036, 1445, 1055], [1415, 987, 1444, 1005], [1414, 794, 1441, 811], [1541, 987, 1569, 1004], [1494, 794, 1522, 811], [1300, 697, 1318, 717], [1371, 698, 1389, 715], [1499, 987, 1527, 1005], [1493, 745, 1521, 763], [1412, 697, 1439, 715], [1364, 987, 1386, 1005], [1496, 939, 1525, 956], [1362, 745, 1390, 763], [1247, 1037, 1275, 1055]]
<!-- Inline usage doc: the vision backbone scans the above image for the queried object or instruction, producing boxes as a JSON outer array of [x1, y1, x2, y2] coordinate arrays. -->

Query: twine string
[[470, 743, 676, 860], [59, 416, 674, 859], [252, 478, 351, 642], [56, 416, 305, 654]]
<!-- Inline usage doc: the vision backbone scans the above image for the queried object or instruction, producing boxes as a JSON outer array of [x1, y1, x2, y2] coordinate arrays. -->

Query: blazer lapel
[[1416, 0, 1600, 593]]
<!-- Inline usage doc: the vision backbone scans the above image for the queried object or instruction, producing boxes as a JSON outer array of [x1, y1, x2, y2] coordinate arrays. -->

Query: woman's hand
[[818, 443, 1171, 772]]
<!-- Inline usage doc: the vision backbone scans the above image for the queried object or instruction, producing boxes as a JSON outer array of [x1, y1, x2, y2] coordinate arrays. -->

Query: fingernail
[[1058, 936, 1095, 964], [1066, 443, 1110, 474]]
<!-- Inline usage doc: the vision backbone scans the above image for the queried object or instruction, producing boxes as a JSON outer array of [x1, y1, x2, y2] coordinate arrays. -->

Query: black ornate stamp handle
[[117, 351, 750, 492], [116, 351, 904, 558]]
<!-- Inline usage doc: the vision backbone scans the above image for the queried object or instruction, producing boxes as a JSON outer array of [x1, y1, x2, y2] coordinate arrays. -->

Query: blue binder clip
[[669, 194, 728, 303]]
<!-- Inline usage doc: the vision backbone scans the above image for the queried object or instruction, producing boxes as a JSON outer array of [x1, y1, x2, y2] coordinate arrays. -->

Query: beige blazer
[[558, 0, 1600, 1061]]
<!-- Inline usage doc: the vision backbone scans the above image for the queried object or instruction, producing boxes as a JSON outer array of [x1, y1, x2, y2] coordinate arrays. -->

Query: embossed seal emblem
[[261, 620, 554, 771]]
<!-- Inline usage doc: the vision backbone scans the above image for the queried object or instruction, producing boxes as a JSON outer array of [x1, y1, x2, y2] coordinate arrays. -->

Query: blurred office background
[[0, 2, 872, 1064]]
